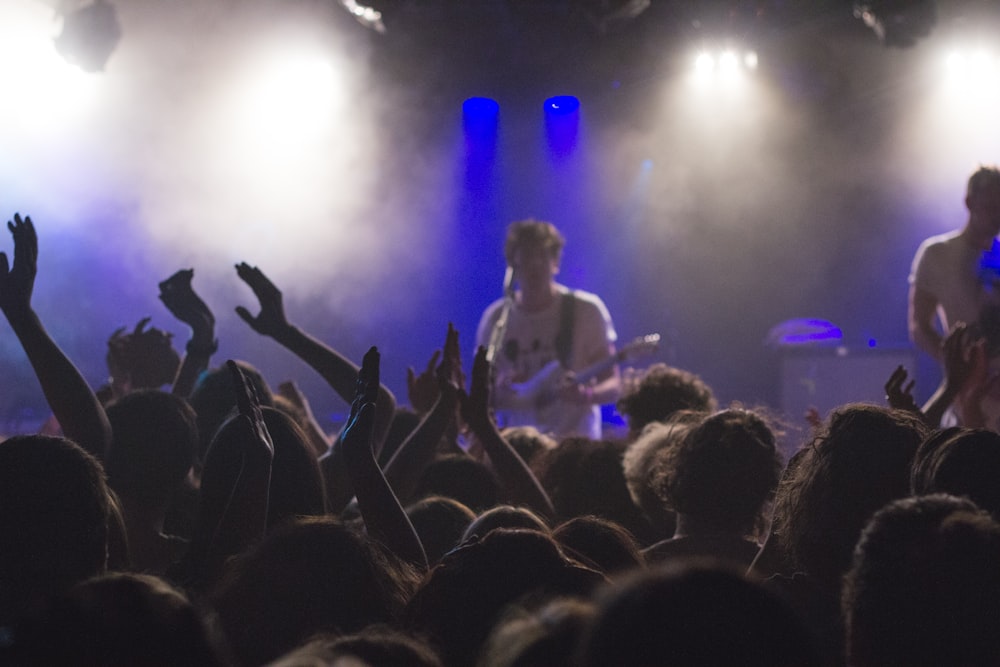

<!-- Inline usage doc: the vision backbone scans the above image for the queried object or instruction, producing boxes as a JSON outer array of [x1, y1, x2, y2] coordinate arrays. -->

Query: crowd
[[3, 212, 1000, 666]]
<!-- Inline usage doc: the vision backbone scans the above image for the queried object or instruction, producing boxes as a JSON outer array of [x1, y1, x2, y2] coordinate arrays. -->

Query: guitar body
[[496, 334, 661, 436]]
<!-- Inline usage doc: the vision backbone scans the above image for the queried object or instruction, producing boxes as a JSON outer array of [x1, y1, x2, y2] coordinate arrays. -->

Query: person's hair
[[577, 562, 820, 667], [11, 572, 227, 667], [503, 219, 566, 266], [621, 413, 703, 536], [967, 164, 1000, 200], [211, 516, 420, 666], [260, 407, 328, 526], [404, 528, 605, 667], [537, 437, 653, 544], [268, 627, 443, 667], [616, 363, 717, 435], [106, 322, 181, 392], [658, 407, 782, 537], [405, 495, 477, 566], [462, 505, 550, 543], [843, 494, 1000, 667], [552, 516, 645, 576], [414, 454, 500, 512], [478, 597, 596, 667], [500, 426, 557, 470], [105, 389, 198, 507], [772, 404, 927, 587], [911, 427, 1000, 518], [0, 435, 112, 624]]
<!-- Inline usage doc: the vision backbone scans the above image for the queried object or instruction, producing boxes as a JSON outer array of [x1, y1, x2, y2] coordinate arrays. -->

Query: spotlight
[[54, 0, 121, 72], [544, 96, 580, 114], [463, 97, 500, 119], [854, 0, 936, 48]]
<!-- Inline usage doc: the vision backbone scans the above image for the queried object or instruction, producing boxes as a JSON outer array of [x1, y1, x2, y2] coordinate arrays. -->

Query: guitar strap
[[554, 290, 576, 367]]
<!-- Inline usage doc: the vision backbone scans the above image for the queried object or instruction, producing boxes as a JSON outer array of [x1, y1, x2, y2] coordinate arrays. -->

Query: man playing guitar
[[475, 219, 621, 439]]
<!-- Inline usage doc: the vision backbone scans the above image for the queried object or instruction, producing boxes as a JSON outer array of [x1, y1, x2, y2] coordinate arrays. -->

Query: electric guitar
[[503, 333, 662, 414]]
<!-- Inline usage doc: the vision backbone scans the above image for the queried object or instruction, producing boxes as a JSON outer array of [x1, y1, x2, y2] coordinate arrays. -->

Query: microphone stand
[[485, 266, 515, 412]]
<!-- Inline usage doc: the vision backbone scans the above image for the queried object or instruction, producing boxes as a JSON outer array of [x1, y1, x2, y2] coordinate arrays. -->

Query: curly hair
[[772, 404, 927, 587], [657, 407, 781, 536], [616, 363, 717, 436], [106, 319, 181, 392]]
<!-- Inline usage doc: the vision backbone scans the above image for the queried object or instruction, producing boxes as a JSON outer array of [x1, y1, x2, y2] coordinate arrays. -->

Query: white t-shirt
[[476, 284, 617, 439]]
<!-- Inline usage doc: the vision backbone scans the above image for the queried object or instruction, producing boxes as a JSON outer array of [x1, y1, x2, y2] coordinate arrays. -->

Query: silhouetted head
[[12, 572, 226, 667], [189, 361, 273, 465], [911, 427, 1000, 518], [553, 516, 644, 576], [105, 320, 180, 398], [773, 404, 926, 588], [478, 597, 596, 667], [105, 389, 198, 509], [212, 516, 420, 666], [462, 505, 549, 543], [414, 454, 500, 512], [406, 496, 476, 566], [0, 435, 111, 625], [844, 494, 1000, 667], [577, 562, 820, 667], [659, 407, 782, 537], [616, 363, 717, 437]]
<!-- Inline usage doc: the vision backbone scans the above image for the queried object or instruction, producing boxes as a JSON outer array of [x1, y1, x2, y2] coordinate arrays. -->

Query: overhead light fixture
[[339, 0, 385, 34], [854, 0, 937, 48], [54, 0, 121, 72]]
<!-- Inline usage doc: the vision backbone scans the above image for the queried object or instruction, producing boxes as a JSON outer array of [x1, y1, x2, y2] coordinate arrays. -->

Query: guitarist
[[475, 219, 621, 439]]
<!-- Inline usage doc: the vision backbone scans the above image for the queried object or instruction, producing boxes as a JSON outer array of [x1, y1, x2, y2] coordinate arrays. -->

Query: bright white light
[[938, 45, 1000, 97], [719, 50, 740, 75], [0, 2, 99, 133], [744, 51, 759, 70], [695, 52, 715, 76]]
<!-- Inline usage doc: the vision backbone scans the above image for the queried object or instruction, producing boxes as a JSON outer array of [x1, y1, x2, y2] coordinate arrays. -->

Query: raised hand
[[234, 262, 290, 338], [884, 365, 920, 415], [343, 346, 380, 462], [159, 269, 215, 339], [0, 213, 38, 316], [228, 359, 275, 465], [461, 345, 493, 431], [406, 349, 440, 414]]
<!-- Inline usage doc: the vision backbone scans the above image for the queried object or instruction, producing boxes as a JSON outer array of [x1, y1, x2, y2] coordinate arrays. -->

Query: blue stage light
[[544, 96, 580, 114], [463, 97, 500, 119]]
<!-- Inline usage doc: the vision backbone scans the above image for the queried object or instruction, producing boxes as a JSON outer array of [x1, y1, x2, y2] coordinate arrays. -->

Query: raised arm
[[159, 268, 217, 399], [187, 360, 274, 587], [383, 323, 463, 505], [233, 262, 396, 449], [341, 347, 427, 569], [462, 345, 556, 519], [0, 214, 111, 459]]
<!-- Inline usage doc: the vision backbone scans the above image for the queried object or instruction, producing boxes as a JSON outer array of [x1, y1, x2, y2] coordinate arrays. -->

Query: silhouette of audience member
[[461, 505, 550, 543], [498, 426, 557, 472], [9, 572, 228, 666], [621, 412, 705, 541], [576, 562, 820, 667], [405, 496, 476, 566], [0, 435, 112, 627], [843, 494, 1000, 667], [552, 516, 645, 577], [211, 516, 421, 666], [105, 389, 198, 574], [260, 406, 327, 526], [616, 362, 717, 440], [189, 360, 275, 471], [405, 529, 605, 667], [413, 453, 501, 513], [270, 627, 444, 667], [910, 426, 1000, 518], [536, 437, 655, 545], [104, 318, 181, 402], [644, 407, 781, 568], [768, 403, 927, 663], [478, 597, 596, 667]]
